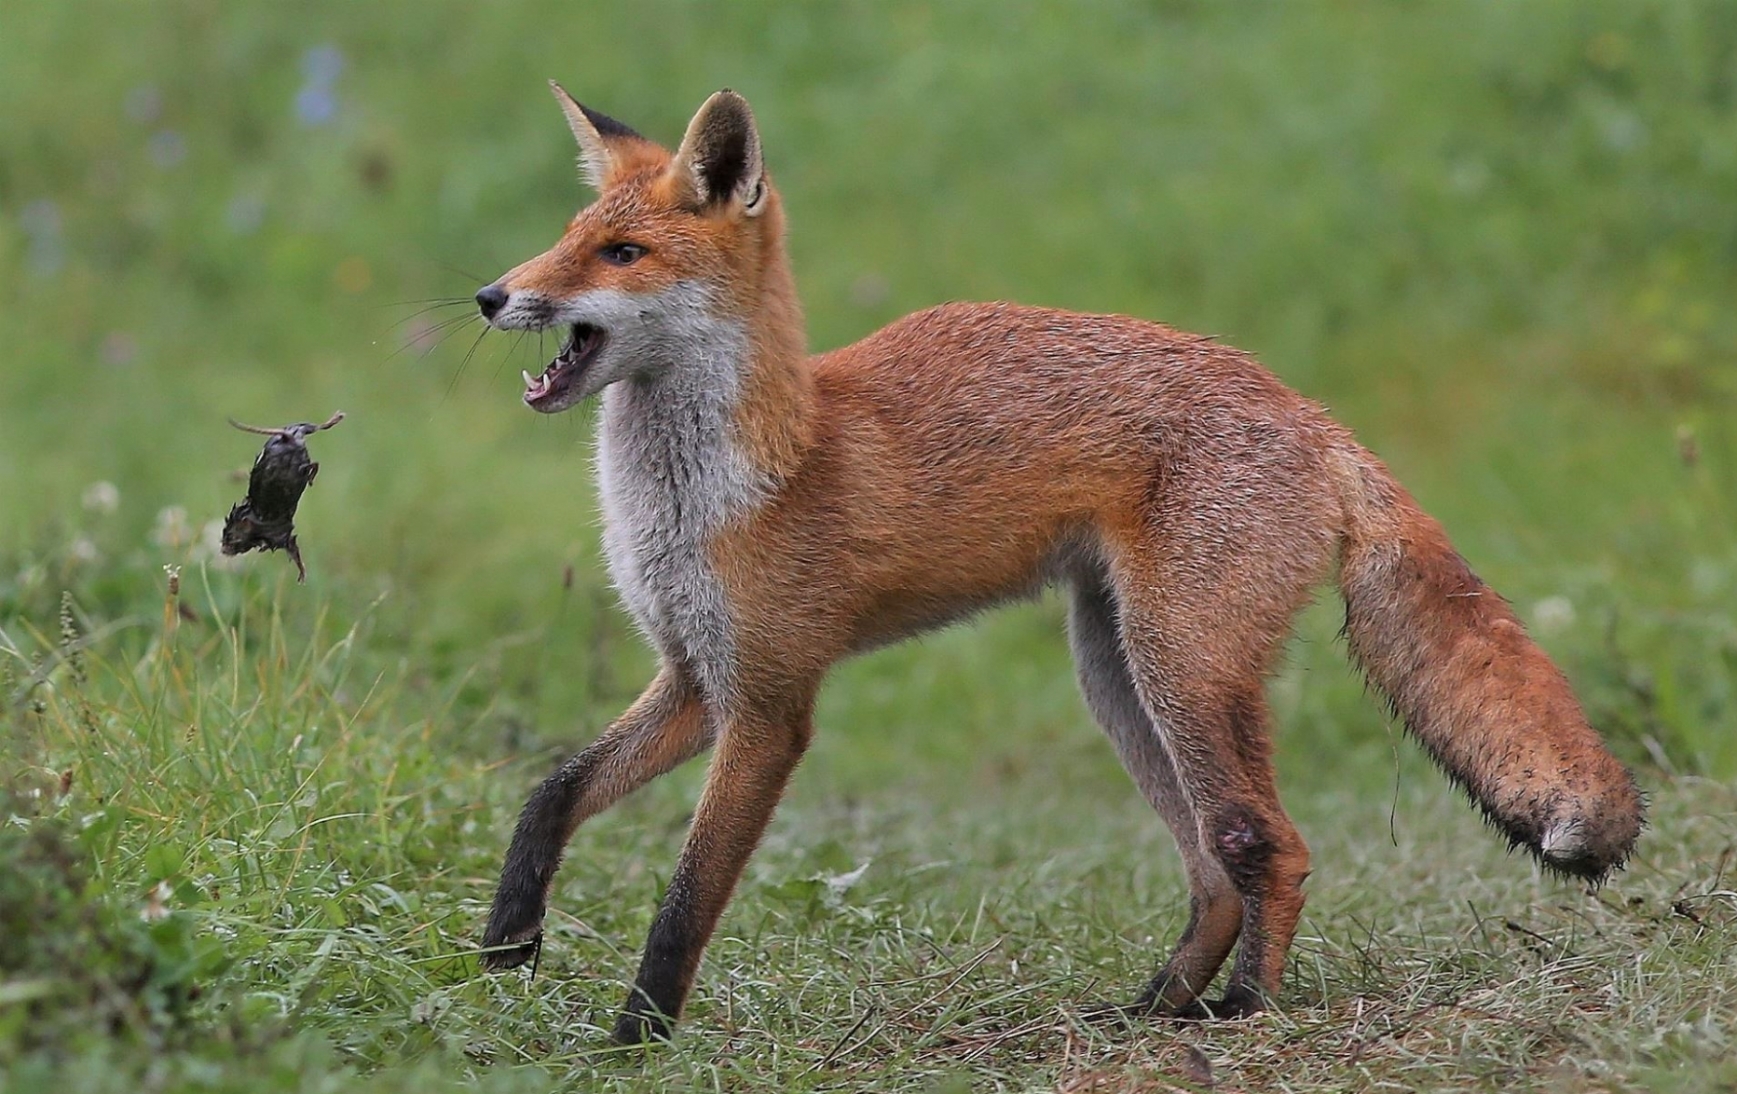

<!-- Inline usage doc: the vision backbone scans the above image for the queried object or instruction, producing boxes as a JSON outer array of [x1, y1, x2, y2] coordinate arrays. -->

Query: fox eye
[[600, 243, 648, 266]]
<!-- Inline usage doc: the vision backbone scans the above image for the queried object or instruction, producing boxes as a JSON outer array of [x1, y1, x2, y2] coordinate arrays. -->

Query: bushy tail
[[1329, 447, 1643, 879]]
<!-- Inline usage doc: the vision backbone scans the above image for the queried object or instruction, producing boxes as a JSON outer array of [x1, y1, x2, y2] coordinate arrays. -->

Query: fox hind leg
[[1105, 551, 1319, 1018], [1068, 571, 1241, 1018]]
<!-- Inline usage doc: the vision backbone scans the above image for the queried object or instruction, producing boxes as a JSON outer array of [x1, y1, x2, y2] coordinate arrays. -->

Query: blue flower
[[21, 199, 64, 277], [296, 85, 338, 127], [148, 130, 187, 169], [302, 44, 345, 84], [295, 44, 346, 126]]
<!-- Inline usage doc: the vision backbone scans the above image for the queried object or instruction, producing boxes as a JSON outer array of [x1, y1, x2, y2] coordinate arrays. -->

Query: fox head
[[477, 85, 785, 413]]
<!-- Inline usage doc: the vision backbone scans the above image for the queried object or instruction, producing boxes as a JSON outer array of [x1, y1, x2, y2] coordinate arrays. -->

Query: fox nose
[[475, 283, 509, 320]]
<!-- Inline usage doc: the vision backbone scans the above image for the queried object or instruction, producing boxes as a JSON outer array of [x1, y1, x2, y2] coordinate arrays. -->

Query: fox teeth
[[522, 370, 536, 387]]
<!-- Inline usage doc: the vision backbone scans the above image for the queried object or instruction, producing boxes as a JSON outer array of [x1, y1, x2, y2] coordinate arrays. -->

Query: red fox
[[475, 85, 1644, 1044]]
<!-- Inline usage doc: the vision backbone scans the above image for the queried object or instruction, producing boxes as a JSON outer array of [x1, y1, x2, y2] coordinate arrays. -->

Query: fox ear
[[671, 90, 767, 217], [550, 81, 644, 191]]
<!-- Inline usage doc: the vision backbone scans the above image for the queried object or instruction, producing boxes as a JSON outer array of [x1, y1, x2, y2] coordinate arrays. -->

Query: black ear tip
[[579, 102, 644, 142]]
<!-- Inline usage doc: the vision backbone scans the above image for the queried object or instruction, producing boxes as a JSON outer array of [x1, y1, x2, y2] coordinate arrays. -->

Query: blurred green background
[[4, 0, 1731, 773], [2, 2, 1735, 1090]]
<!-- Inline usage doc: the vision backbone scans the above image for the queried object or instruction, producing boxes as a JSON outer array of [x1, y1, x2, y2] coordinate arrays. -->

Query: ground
[[2, 2, 1734, 1090]]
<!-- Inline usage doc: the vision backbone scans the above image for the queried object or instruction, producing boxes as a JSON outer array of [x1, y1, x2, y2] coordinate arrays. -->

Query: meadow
[[2, 2, 1735, 1090]]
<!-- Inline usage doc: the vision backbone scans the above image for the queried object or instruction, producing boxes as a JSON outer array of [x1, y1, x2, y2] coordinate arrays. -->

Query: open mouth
[[522, 324, 605, 409]]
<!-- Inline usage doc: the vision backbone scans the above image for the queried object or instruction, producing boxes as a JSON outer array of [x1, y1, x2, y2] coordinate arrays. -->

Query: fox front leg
[[482, 669, 709, 969], [612, 697, 815, 1045]]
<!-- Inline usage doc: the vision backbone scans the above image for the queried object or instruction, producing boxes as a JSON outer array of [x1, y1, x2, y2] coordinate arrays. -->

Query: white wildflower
[[194, 519, 243, 570], [1531, 595, 1576, 636], [192, 519, 220, 562], [82, 481, 120, 514], [151, 506, 190, 549], [140, 880, 173, 923]]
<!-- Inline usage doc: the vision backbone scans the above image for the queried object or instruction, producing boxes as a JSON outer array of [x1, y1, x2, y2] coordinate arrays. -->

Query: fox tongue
[[522, 329, 590, 402]]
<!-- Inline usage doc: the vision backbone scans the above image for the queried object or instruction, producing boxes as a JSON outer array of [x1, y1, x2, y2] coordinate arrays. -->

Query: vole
[[220, 412, 344, 582]]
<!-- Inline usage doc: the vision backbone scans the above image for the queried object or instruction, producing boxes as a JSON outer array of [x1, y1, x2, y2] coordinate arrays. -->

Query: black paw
[[611, 1005, 675, 1046], [480, 886, 548, 972], [1199, 981, 1268, 1019], [1168, 999, 1213, 1022], [479, 927, 542, 972], [1079, 996, 1211, 1027]]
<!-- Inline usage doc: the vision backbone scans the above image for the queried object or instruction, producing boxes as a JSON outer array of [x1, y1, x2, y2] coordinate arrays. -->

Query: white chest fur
[[592, 302, 765, 703]]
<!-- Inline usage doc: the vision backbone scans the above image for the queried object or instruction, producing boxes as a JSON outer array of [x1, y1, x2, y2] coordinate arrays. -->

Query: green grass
[[3, 1, 1735, 1090]]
